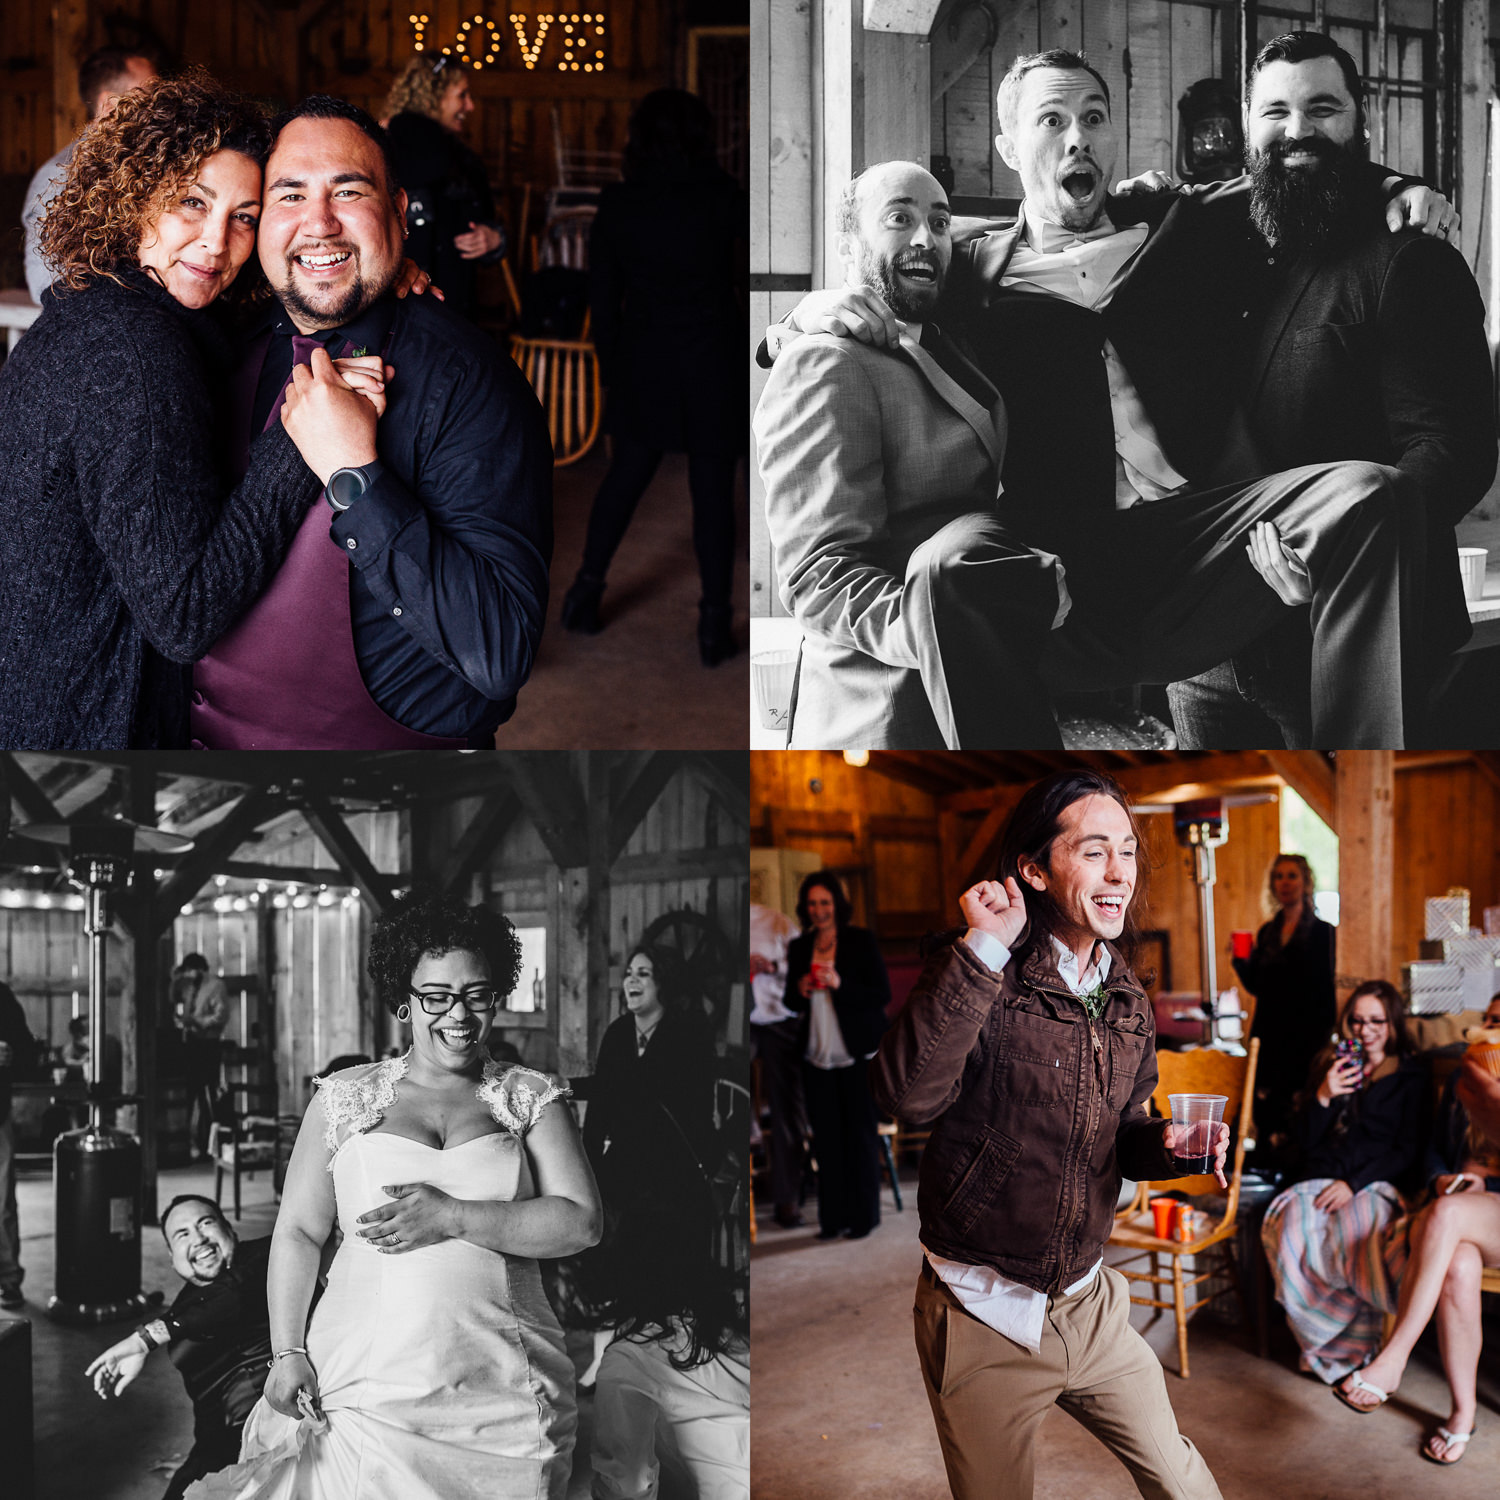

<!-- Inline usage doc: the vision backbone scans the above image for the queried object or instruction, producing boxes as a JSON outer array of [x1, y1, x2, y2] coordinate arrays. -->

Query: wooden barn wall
[[0, 0, 678, 232], [416, 757, 749, 1084], [932, 0, 1455, 206], [0, 906, 129, 1056], [1392, 762, 1500, 988]]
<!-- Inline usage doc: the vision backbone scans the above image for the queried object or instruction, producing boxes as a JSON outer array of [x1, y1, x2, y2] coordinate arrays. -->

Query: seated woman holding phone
[[1261, 981, 1425, 1383], [1331, 991, 1500, 1467]]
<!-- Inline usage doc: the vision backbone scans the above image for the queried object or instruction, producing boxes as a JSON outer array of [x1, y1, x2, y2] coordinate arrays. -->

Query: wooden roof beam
[[1263, 751, 1335, 828], [300, 792, 393, 917]]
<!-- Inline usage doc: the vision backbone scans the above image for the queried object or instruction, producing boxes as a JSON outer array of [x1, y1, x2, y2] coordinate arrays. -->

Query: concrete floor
[[499, 445, 749, 748], [752, 1167, 1500, 1500], [5, 1160, 601, 1500]]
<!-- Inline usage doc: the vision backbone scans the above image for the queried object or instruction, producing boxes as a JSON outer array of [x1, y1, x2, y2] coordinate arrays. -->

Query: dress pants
[[907, 460, 1421, 747], [913, 1261, 1221, 1500], [751, 1017, 808, 1212], [802, 1059, 881, 1238], [0, 1116, 20, 1295]]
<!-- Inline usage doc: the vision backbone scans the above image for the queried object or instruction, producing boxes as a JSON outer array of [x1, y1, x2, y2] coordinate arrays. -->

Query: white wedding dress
[[187, 1059, 576, 1500]]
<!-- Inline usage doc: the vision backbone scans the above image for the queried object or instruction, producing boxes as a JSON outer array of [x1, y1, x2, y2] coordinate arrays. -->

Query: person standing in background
[[749, 901, 808, 1228], [22, 46, 159, 302], [1232, 853, 1337, 1160], [560, 89, 747, 667], [0, 977, 37, 1309], [782, 871, 889, 1241], [174, 954, 228, 1159], [381, 54, 506, 322]]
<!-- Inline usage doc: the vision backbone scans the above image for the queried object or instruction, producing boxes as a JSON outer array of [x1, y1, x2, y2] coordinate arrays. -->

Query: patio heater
[[1172, 798, 1232, 1048], [22, 818, 192, 1322]]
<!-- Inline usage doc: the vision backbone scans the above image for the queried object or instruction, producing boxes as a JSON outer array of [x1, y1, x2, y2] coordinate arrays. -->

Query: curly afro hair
[[39, 68, 270, 297], [367, 888, 523, 1016]]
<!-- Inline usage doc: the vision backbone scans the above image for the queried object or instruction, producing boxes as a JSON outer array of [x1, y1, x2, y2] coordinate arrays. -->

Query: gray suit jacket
[[22, 144, 73, 303], [753, 328, 1005, 748]]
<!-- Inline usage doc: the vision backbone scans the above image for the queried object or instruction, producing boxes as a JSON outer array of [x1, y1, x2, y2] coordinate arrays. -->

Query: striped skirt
[[1261, 1179, 1414, 1382]]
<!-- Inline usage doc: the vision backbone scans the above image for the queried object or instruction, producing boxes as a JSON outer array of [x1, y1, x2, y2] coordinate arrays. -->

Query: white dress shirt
[[921, 931, 1110, 1351]]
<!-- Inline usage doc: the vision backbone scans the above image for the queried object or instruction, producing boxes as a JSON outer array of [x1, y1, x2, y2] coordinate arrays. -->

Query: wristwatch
[[325, 460, 384, 513]]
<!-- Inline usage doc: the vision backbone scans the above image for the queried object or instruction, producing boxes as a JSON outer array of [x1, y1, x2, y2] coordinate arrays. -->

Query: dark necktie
[[263, 333, 328, 434]]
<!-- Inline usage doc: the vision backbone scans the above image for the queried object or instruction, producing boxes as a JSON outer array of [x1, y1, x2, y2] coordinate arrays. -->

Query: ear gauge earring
[[396, 1003, 411, 1022]]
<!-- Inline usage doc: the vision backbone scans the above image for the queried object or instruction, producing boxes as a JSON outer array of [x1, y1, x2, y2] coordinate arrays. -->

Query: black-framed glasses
[[409, 985, 503, 1014]]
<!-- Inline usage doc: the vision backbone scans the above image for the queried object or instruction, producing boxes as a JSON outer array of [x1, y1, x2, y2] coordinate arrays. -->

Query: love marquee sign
[[408, 10, 608, 72]]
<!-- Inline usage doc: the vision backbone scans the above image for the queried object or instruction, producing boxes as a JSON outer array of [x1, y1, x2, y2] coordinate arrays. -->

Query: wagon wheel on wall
[[641, 908, 735, 1033]]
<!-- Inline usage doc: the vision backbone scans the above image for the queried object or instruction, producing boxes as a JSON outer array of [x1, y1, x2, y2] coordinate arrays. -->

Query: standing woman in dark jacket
[[1231, 853, 1337, 1154], [0, 71, 382, 748], [1261, 980, 1427, 1383], [783, 871, 890, 1240], [381, 55, 506, 322], [560, 89, 747, 666], [579, 942, 718, 1223]]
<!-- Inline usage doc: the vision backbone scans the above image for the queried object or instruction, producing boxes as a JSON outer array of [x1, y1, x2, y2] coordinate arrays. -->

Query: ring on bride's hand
[[388, 1233, 401, 1247]]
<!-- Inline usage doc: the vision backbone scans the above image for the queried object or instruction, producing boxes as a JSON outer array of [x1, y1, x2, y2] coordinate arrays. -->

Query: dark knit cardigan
[[0, 267, 318, 748]]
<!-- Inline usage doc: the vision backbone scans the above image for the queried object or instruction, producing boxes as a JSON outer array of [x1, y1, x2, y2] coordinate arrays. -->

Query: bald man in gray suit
[[754, 161, 1065, 749]]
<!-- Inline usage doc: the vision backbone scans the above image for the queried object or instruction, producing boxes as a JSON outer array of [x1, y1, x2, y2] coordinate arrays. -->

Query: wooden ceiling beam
[[609, 752, 680, 863], [155, 787, 279, 925], [506, 755, 590, 868], [300, 792, 393, 917], [438, 791, 522, 893], [1263, 751, 1335, 828], [0, 752, 61, 825]]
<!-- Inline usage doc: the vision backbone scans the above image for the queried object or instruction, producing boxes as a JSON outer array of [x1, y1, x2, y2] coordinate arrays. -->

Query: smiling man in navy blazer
[[754, 160, 1068, 749]]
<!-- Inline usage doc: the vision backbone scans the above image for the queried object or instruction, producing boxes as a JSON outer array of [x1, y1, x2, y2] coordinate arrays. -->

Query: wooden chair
[[1108, 1038, 1260, 1378], [875, 1121, 903, 1212], [210, 1115, 278, 1220], [508, 332, 602, 467]]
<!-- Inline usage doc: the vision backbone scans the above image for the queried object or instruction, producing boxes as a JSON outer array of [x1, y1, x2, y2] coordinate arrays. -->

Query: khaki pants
[[913, 1261, 1222, 1500]]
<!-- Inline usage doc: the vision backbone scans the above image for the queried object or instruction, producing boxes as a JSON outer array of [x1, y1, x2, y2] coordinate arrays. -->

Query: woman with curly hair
[[210, 889, 602, 1499], [381, 54, 505, 320], [0, 70, 385, 749]]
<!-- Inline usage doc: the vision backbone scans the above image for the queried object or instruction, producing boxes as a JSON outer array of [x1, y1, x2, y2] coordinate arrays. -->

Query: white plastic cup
[[1458, 547, 1488, 602], [1167, 1092, 1227, 1171], [751, 650, 798, 733]]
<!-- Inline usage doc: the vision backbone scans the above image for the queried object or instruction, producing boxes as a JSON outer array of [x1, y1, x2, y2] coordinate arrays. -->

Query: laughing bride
[[189, 890, 601, 1499]]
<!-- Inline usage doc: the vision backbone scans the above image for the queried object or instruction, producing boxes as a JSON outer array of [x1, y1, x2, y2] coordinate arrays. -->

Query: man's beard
[[274, 249, 384, 329], [858, 242, 944, 323], [1248, 136, 1362, 252]]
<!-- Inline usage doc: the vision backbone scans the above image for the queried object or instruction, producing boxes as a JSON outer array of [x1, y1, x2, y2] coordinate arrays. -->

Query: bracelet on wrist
[[268, 1346, 309, 1369]]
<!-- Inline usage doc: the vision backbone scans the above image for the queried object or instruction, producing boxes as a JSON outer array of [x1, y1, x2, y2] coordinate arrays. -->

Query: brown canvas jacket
[[871, 931, 1177, 1293]]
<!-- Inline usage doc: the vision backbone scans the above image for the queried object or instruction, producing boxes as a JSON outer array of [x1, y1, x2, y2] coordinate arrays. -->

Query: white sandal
[[1332, 1371, 1389, 1413], [1421, 1427, 1475, 1465]]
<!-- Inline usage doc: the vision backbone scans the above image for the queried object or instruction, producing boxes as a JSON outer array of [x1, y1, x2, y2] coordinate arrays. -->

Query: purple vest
[[190, 330, 465, 749]]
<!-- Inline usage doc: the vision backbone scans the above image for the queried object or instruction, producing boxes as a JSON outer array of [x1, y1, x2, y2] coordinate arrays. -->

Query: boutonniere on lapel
[[349, 346, 369, 358], [1077, 981, 1108, 1021]]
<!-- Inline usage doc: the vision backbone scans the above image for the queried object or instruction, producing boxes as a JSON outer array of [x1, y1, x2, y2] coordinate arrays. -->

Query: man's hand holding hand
[[959, 877, 1028, 952]]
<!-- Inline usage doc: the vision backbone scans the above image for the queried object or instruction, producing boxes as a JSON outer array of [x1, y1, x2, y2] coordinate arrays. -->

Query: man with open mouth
[[755, 158, 1068, 748], [190, 95, 552, 751], [873, 769, 1229, 1499], [85, 1195, 272, 1500], [763, 45, 1481, 749]]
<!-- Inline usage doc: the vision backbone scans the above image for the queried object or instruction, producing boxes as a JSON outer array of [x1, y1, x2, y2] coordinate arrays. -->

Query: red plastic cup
[[1231, 930, 1254, 961], [1149, 1197, 1176, 1239]]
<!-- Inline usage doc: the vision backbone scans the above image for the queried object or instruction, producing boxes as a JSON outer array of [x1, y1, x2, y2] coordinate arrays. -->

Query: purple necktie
[[263, 333, 327, 433]]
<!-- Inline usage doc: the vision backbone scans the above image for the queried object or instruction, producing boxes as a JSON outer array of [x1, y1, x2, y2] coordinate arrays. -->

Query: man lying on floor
[[86, 1195, 272, 1500]]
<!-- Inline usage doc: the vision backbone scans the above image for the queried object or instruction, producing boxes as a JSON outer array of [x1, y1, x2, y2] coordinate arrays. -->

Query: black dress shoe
[[561, 572, 606, 633], [774, 1206, 805, 1228], [814, 1228, 843, 1241], [0, 1285, 23, 1309], [697, 602, 737, 667], [843, 1225, 875, 1240]]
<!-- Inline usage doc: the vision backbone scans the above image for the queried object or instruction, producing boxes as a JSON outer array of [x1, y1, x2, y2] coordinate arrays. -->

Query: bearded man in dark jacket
[[872, 769, 1228, 1500]]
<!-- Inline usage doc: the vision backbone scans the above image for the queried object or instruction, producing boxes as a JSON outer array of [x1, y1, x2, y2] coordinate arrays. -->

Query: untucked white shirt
[[749, 903, 800, 1026], [922, 930, 1109, 1351], [1005, 207, 1190, 510]]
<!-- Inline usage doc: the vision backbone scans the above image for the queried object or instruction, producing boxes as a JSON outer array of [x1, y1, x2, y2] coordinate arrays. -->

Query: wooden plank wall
[[928, 0, 1460, 206], [0, 906, 127, 1056], [0, 0, 673, 225]]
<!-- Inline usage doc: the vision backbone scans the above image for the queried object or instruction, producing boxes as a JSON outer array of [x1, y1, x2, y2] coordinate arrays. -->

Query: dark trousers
[[184, 1037, 222, 1156], [803, 1059, 881, 1237], [580, 438, 739, 608], [752, 1017, 808, 1210], [161, 1421, 244, 1500], [1167, 614, 1316, 749], [917, 460, 1422, 747]]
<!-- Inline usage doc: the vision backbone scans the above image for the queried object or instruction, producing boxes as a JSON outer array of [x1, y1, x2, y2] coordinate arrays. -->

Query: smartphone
[[1333, 1035, 1365, 1080]]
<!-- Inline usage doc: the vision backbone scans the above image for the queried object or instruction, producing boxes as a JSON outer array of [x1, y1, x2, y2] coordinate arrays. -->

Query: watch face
[[330, 469, 363, 508]]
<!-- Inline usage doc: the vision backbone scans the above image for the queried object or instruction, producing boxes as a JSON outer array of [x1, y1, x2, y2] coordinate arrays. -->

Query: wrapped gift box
[[1405, 960, 1467, 1014], [1425, 892, 1471, 940]]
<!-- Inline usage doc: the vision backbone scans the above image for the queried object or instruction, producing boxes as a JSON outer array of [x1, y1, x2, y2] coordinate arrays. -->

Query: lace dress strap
[[477, 1063, 570, 1136], [314, 1054, 409, 1163]]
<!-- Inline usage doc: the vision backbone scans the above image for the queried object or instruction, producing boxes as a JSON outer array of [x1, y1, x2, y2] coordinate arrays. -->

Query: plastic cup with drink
[[1167, 1093, 1227, 1172], [1230, 930, 1254, 961]]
